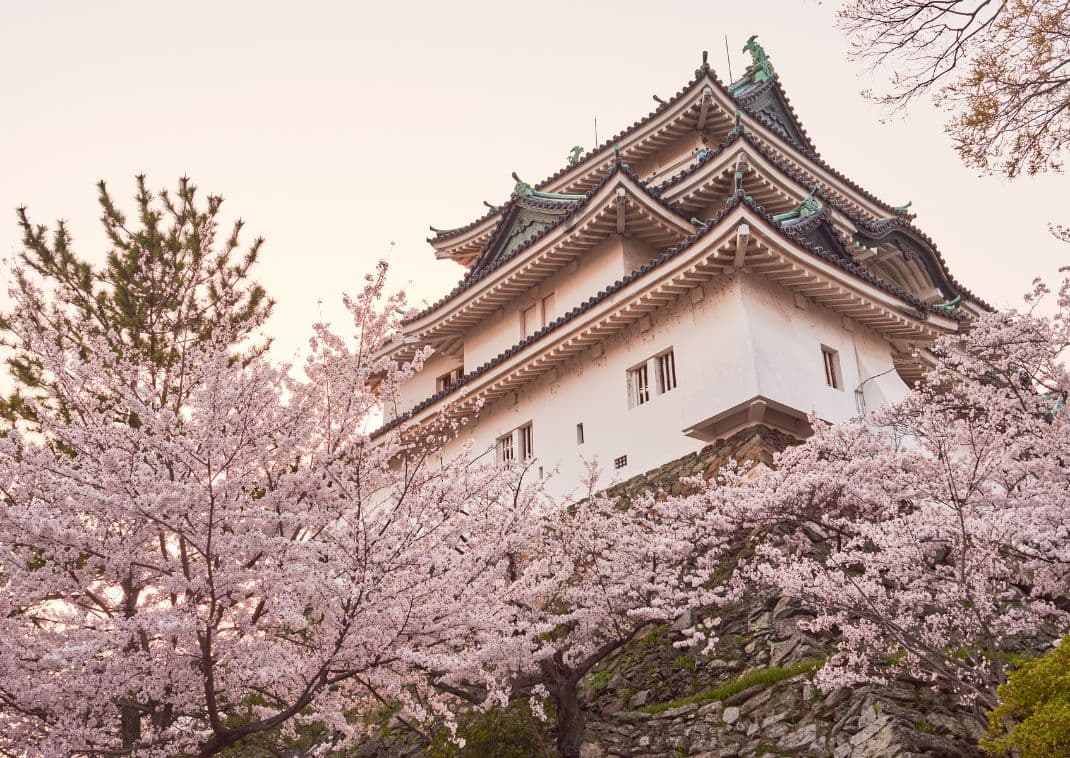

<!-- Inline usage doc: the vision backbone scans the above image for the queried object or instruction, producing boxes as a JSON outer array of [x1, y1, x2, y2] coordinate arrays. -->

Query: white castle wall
[[398, 234, 660, 417], [418, 272, 909, 498]]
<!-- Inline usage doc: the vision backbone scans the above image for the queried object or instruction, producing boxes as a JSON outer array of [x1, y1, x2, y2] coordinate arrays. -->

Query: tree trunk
[[552, 676, 587, 758], [120, 703, 141, 749]]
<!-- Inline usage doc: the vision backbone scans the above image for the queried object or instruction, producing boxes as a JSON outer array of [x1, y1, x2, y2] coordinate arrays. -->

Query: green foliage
[[427, 701, 556, 758], [981, 636, 1070, 758], [674, 654, 697, 672], [913, 717, 937, 735], [214, 694, 332, 756], [589, 669, 614, 691], [4, 175, 273, 422], [638, 659, 824, 715]]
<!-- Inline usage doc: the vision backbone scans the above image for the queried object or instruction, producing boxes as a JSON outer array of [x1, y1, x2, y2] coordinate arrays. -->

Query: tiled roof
[[650, 132, 743, 193], [531, 66, 723, 193], [852, 216, 995, 312], [735, 135, 991, 311], [427, 204, 501, 244], [376, 192, 960, 438], [733, 77, 818, 156], [431, 62, 911, 252], [652, 129, 989, 311], [404, 163, 693, 327], [427, 69, 714, 248]]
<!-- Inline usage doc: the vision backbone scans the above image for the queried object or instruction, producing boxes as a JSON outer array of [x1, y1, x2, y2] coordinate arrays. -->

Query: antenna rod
[[594, 116, 599, 147], [724, 34, 733, 81]]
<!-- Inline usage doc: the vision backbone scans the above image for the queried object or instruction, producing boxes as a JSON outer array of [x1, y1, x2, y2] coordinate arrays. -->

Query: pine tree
[[2, 175, 273, 421]]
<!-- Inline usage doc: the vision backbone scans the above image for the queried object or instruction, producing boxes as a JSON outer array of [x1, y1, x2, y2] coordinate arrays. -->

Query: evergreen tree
[[2, 175, 273, 422]]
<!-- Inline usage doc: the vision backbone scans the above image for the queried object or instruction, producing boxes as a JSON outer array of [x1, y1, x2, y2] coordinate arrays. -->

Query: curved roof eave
[[402, 163, 697, 331], [656, 131, 992, 312]]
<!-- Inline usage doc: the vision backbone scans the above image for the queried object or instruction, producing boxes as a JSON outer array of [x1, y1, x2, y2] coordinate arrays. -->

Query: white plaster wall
[[462, 235, 631, 370], [740, 274, 910, 420], [400, 235, 655, 417], [633, 133, 707, 184], [417, 273, 911, 498], [432, 276, 755, 497], [393, 350, 462, 418]]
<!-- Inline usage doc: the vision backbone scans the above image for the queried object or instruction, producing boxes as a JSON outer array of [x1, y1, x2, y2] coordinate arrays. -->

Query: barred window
[[655, 350, 677, 394], [497, 423, 534, 462], [628, 363, 650, 407], [518, 423, 534, 460], [435, 367, 463, 393], [496, 433, 514, 462]]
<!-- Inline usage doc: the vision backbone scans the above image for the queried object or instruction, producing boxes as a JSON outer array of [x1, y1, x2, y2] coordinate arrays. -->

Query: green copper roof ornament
[[512, 172, 533, 196], [934, 295, 962, 313], [613, 144, 630, 169], [695, 49, 710, 77], [733, 152, 752, 202], [728, 108, 743, 137], [511, 171, 585, 201], [772, 182, 823, 223], [568, 145, 584, 165], [742, 35, 775, 83], [894, 201, 913, 214]]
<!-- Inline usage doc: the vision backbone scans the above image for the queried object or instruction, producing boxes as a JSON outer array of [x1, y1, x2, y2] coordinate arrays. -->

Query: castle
[[376, 38, 987, 494]]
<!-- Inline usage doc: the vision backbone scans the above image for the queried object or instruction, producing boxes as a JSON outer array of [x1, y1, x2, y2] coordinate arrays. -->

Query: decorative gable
[[736, 80, 814, 154], [476, 206, 566, 272]]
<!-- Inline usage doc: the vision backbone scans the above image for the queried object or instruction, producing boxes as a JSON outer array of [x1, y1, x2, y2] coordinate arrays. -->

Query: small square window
[[821, 346, 842, 390]]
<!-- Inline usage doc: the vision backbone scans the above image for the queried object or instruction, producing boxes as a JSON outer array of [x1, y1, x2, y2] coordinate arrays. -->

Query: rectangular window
[[614, 455, 628, 470], [435, 367, 463, 393], [822, 346, 841, 390], [518, 423, 534, 460], [520, 292, 555, 339], [496, 432, 514, 462], [542, 293, 556, 325], [576, 422, 585, 445], [498, 424, 533, 462], [628, 363, 650, 407], [655, 349, 677, 394], [520, 304, 539, 339]]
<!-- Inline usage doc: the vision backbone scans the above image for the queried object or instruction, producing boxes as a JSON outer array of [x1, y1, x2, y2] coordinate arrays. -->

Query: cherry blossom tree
[[429, 467, 697, 758], [0, 257, 540, 755], [838, 0, 1070, 177], [674, 273, 1070, 732]]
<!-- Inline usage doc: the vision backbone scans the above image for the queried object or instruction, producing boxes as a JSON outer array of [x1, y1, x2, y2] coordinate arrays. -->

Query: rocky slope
[[578, 425, 984, 757]]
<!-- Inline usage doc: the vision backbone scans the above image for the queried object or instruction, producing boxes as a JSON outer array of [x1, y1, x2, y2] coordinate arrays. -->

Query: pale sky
[[2, 1, 1066, 365]]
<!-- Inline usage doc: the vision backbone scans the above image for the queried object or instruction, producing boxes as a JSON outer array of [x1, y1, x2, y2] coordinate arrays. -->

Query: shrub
[[982, 637, 1070, 757]]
